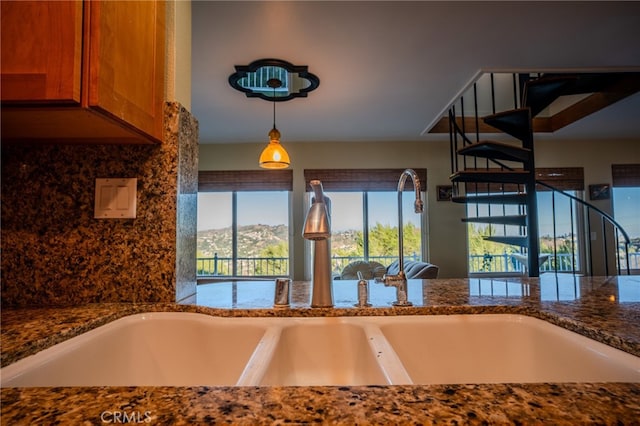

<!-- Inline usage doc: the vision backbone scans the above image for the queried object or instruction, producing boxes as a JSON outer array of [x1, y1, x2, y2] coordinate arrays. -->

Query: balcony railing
[[470, 251, 640, 274], [197, 254, 420, 278], [197, 254, 289, 277], [197, 251, 639, 278], [469, 252, 574, 274]]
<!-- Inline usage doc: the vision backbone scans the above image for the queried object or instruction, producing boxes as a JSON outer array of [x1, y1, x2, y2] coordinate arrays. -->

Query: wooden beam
[[549, 86, 640, 131]]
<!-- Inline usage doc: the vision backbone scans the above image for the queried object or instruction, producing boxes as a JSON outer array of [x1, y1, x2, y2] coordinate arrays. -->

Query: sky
[[612, 187, 640, 237], [198, 192, 287, 231]]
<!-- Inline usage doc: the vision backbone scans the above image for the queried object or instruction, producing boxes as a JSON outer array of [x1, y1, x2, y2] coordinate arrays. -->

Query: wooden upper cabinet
[[0, 1, 82, 103], [86, 0, 165, 140], [1, 0, 165, 144]]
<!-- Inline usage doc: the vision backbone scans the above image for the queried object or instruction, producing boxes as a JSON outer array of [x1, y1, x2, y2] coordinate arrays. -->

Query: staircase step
[[522, 76, 577, 117], [483, 108, 531, 142], [450, 170, 530, 184], [462, 215, 527, 226], [483, 236, 529, 247], [457, 141, 532, 163], [451, 193, 528, 205]]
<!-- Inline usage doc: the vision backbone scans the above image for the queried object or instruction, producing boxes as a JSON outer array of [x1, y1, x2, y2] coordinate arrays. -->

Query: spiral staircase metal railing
[[448, 72, 634, 277]]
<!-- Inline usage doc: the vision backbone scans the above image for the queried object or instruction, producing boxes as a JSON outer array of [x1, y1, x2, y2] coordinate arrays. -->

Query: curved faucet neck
[[310, 180, 326, 204], [397, 169, 424, 273]]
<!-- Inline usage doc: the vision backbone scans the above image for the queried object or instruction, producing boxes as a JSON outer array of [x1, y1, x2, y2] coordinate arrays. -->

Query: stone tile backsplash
[[1, 102, 198, 307]]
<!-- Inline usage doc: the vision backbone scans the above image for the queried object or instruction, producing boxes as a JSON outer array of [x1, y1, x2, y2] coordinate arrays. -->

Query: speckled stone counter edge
[[2, 382, 639, 424], [2, 277, 640, 424]]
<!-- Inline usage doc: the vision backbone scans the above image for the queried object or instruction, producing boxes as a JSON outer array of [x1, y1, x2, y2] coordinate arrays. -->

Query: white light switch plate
[[94, 178, 137, 219]]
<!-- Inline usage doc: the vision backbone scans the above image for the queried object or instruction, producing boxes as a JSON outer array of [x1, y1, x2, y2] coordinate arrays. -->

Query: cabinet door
[[86, 0, 165, 141], [0, 0, 82, 103]]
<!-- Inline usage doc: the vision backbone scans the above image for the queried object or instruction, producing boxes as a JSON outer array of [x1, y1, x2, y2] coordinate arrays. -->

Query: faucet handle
[[382, 273, 413, 307], [382, 273, 404, 288]]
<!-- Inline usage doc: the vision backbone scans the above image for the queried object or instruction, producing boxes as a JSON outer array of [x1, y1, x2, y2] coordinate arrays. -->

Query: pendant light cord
[[272, 86, 277, 129]]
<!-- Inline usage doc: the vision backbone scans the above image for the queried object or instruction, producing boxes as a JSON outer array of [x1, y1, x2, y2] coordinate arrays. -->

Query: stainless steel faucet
[[302, 180, 333, 307], [382, 169, 424, 306]]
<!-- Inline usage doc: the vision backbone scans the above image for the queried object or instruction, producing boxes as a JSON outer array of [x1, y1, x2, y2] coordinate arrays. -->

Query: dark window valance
[[535, 167, 584, 191], [303, 168, 427, 192], [612, 164, 640, 187], [198, 170, 293, 192]]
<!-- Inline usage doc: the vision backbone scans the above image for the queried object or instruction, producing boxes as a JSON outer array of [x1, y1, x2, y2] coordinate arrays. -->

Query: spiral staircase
[[447, 72, 638, 277]]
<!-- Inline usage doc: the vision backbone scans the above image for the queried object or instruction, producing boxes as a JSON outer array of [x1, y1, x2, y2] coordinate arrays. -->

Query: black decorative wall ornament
[[229, 58, 320, 102], [437, 185, 453, 201], [589, 183, 611, 201]]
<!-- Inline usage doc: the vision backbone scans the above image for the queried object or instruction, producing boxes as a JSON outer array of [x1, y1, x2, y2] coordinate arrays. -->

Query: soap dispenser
[[355, 271, 372, 307]]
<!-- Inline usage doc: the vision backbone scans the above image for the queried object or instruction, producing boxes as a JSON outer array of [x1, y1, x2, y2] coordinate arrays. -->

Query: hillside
[[197, 225, 363, 258], [198, 224, 288, 257]]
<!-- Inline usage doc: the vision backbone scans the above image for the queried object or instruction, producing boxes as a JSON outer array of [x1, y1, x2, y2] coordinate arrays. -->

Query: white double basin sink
[[2, 312, 639, 387]]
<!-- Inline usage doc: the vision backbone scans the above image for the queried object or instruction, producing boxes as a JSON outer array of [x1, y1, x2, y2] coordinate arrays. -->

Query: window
[[304, 169, 427, 277], [197, 192, 232, 275], [466, 195, 523, 274], [326, 191, 424, 276], [197, 170, 292, 278], [466, 167, 585, 275], [536, 190, 581, 273], [612, 164, 640, 273]]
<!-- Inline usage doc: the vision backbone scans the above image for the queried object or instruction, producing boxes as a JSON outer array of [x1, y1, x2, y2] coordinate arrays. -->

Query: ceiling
[[191, 1, 640, 145]]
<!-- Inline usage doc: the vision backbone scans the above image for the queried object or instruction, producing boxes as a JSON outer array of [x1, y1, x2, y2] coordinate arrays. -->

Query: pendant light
[[259, 78, 290, 169]]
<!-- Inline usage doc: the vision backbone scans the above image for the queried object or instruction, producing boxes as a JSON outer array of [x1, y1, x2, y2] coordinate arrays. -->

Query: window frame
[[465, 167, 587, 277], [198, 170, 293, 280], [611, 164, 640, 274], [303, 168, 429, 278]]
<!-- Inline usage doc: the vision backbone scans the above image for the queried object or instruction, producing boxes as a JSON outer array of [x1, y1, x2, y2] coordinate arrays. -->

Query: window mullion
[[363, 192, 369, 261], [232, 191, 238, 277]]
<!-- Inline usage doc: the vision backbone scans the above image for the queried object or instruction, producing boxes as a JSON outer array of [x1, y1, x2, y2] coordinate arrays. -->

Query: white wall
[[199, 137, 639, 279], [166, 0, 192, 109]]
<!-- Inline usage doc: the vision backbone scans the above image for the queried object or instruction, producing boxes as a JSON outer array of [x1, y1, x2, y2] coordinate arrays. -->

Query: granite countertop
[[2, 275, 640, 424]]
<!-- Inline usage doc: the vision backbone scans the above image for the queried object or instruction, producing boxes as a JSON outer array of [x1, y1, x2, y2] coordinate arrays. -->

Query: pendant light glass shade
[[259, 126, 290, 169]]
